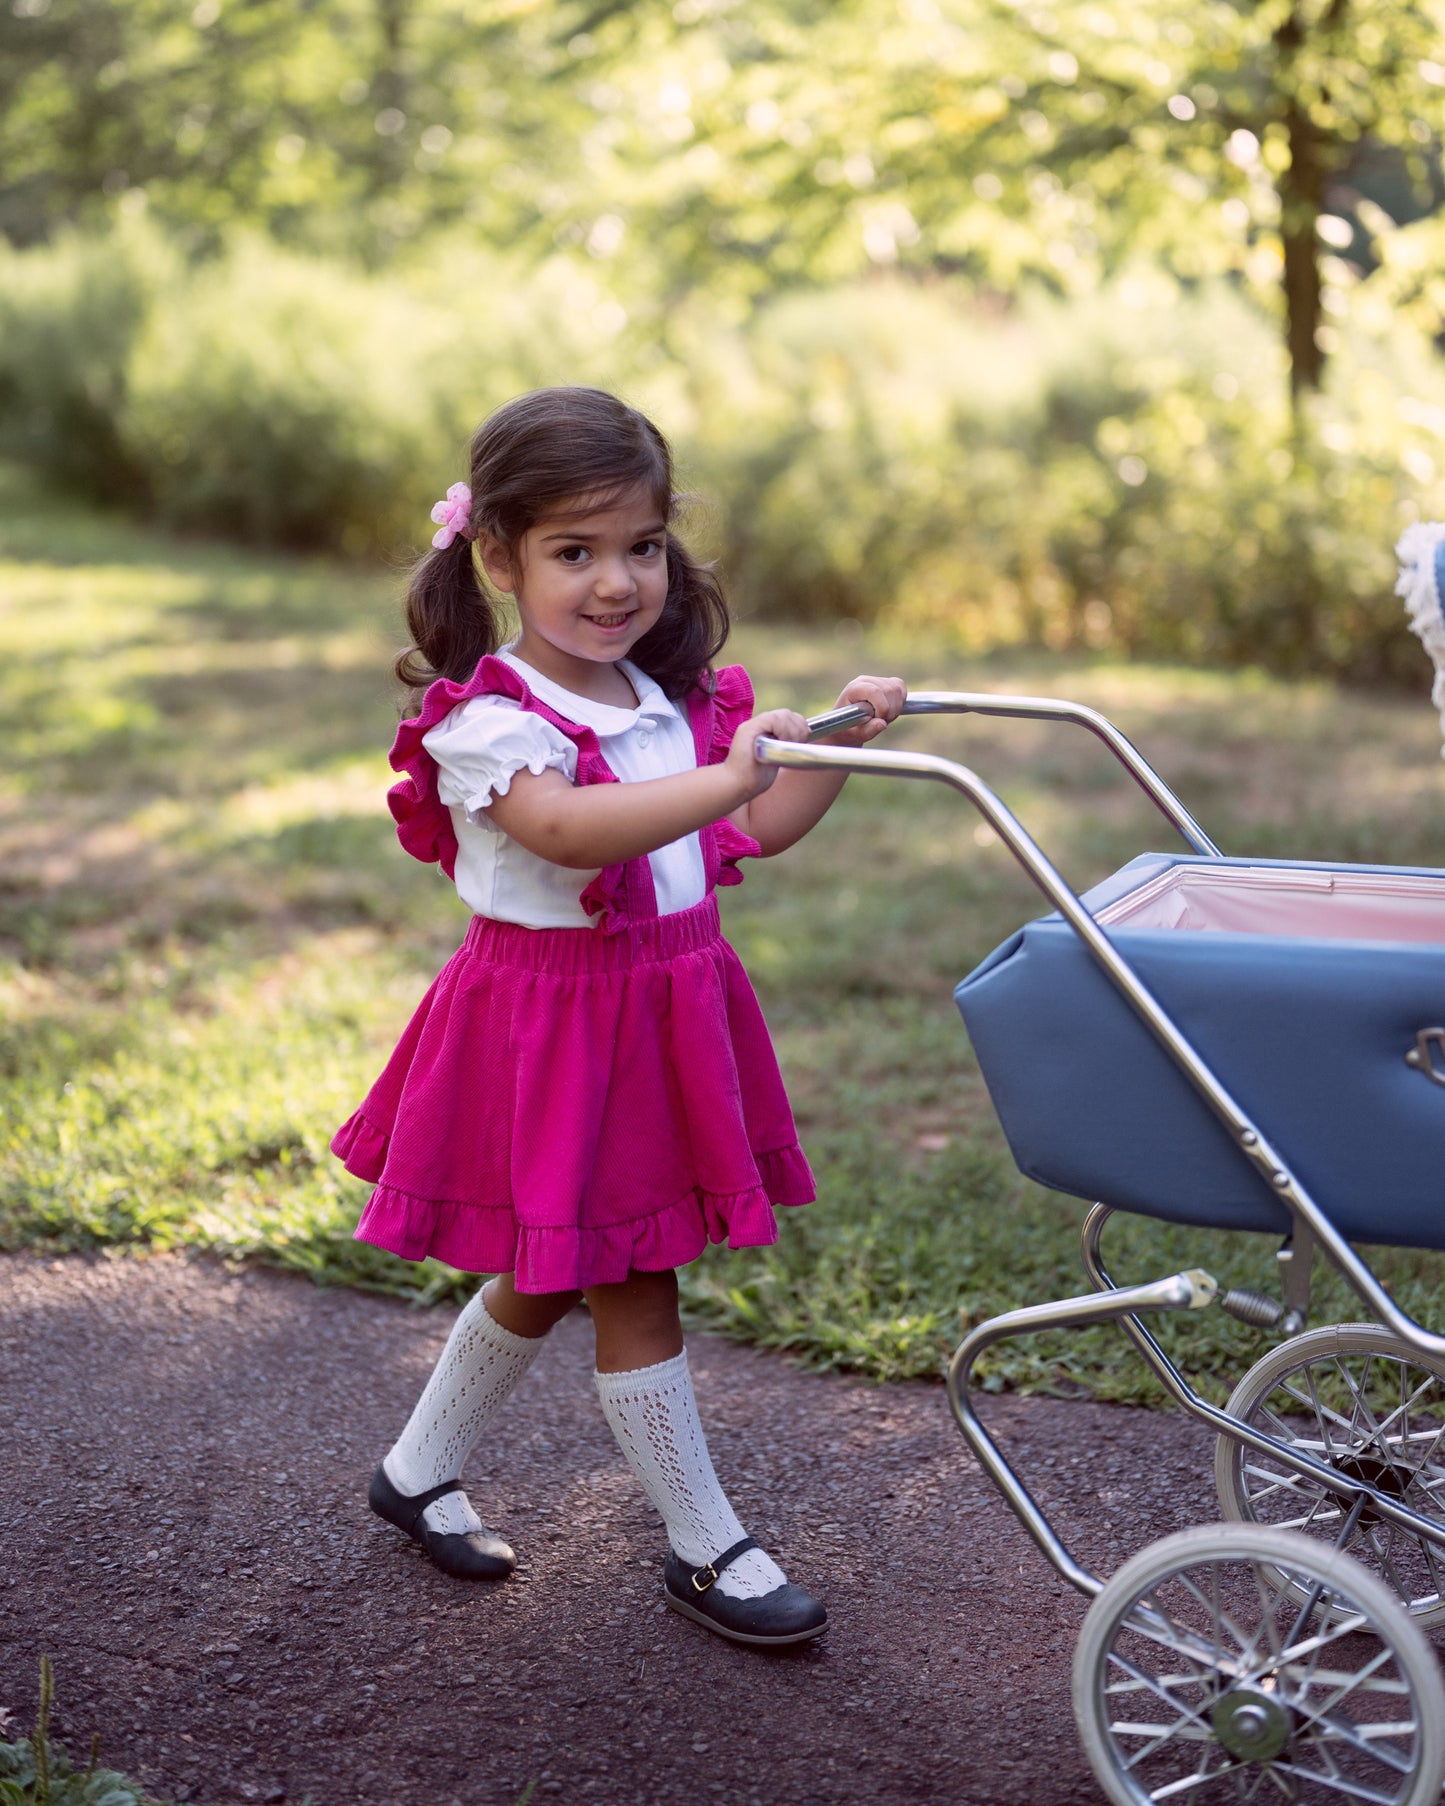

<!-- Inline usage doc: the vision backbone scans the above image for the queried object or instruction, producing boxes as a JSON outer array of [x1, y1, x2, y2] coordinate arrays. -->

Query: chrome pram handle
[[798, 692, 1220, 857]]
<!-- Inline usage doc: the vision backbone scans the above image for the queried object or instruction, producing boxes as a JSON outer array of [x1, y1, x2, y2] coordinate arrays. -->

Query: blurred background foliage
[[2, 0, 1445, 673]]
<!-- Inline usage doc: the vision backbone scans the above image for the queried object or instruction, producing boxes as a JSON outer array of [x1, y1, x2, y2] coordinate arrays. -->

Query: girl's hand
[[817, 675, 907, 746], [725, 708, 811, 799]]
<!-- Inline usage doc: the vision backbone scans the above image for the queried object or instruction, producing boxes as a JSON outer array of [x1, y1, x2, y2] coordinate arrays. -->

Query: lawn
[[4, 463, 1445, 1401]]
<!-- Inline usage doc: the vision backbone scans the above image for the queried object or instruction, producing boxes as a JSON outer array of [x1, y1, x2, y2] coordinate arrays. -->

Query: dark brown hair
[[396, 387, 729, 702]]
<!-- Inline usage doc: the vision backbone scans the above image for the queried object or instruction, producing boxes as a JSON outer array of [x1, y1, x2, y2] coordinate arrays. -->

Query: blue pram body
[[956, 851, 1445, 1250]]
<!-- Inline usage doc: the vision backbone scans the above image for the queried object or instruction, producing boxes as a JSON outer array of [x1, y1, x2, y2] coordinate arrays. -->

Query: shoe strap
[[398, 1478, 467, 1535], [688, 1536, 758, 1595]]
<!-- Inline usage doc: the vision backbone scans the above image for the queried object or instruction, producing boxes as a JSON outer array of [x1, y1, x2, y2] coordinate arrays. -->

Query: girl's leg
[[379, 1274, 579, 1543], [589, 1266, 684, 1374], [483, 1272, 586, 1341], [588, 1270, 797, 1605]]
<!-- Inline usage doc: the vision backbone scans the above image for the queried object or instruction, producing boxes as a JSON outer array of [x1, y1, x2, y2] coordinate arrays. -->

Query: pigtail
[[394, 536, 505, 701], [630, 530, 731, 700]]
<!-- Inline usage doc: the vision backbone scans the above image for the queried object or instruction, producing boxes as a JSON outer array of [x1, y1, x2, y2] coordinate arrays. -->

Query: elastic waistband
[[462, 894, 722, 976]]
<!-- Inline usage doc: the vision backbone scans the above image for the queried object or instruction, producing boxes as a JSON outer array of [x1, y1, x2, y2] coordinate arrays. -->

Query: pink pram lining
[[1093, 863, 1445, 945]]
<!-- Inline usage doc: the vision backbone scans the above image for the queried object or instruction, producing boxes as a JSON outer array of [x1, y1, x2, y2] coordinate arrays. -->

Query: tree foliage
[[2, 0, 1444, 455], [559, 0, 1445, 403], [4, 0, 1443, 403], [0, 0, 596, 257]]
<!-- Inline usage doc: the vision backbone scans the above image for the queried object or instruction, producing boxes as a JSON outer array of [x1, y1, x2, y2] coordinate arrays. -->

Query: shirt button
[[637, 730, 651, 748]]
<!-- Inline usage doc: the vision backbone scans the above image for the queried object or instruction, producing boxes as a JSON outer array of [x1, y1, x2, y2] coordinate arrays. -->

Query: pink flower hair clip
[[430, 482, 476, 550]]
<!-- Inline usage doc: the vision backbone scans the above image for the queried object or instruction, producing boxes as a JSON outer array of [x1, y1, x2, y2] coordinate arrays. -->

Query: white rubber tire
[[1073, 1523, 1445, 1806], [1215, 1322, 1445, 1626]]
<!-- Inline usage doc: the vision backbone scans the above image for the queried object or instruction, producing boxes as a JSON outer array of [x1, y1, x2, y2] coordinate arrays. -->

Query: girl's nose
[[593, 556, 635, 599]]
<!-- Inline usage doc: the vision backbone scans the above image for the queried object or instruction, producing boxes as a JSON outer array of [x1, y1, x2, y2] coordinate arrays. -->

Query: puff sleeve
[[422, 696, 576, 826]]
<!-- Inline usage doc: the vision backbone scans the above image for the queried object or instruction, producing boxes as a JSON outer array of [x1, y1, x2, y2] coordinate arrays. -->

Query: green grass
[[5, 463, 1445, 1401]]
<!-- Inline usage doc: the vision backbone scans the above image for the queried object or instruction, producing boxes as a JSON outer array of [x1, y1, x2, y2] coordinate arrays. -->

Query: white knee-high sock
[[383, 1287, 544, 1536], [594, 1351, 788, 1601]]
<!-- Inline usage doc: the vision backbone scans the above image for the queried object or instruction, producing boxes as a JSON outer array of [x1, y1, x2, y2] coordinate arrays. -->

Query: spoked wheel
[[1073, 1524, 1445, 1806], [1214, 1325, 1445, 1625]]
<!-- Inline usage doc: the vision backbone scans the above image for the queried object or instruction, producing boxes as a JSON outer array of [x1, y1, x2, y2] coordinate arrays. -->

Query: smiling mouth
[[584, 610, 635, 629]]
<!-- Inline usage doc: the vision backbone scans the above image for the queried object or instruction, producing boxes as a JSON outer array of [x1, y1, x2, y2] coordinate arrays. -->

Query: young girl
[[332, 386, 904, 1647]]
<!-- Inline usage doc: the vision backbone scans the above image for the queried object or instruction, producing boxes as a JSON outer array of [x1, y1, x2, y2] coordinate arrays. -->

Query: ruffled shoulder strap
[[387, 655, 611, 879], [684, 664, 754, 768], [685, 664, 762, 890]]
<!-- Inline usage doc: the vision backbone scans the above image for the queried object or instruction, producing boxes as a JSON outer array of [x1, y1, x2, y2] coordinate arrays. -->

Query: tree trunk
[[1273, 0, 1348, 418], [371, 0, 408, 193], [1279, 96, 1326, 410]]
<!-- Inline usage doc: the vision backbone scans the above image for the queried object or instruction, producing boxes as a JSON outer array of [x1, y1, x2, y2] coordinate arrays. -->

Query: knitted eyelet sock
[[382, 1287, 545, 1538], [594, 1350, 788, 1601]]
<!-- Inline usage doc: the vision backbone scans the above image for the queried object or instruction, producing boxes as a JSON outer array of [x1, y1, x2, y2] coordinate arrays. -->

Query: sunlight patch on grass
[[228, 760, 396, 830], [183, 758, 393, 841]]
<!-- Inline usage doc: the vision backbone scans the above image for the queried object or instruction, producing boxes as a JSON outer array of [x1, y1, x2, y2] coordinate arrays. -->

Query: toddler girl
[[332, 386, 904, 1646]]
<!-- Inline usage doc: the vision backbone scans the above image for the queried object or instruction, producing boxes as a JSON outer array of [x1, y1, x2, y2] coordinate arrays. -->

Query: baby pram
[[759, 681, 1445, 1806]]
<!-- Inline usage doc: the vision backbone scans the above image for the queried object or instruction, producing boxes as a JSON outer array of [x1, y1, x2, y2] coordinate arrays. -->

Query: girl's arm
[[485, 708, 811, 868], [740, 674, 907, 857]]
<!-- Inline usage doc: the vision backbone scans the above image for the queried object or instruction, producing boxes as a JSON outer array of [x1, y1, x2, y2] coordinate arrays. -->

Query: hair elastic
[[430, 482, 476, 550]]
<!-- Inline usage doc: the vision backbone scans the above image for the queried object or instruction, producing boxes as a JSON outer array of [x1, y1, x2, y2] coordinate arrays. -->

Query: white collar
[[499, 649, 679, 734]]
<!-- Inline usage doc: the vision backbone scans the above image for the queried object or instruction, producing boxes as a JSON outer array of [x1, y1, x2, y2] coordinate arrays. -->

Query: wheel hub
[[1335, 1451, 1410, 1528], [1211, 1686, 1293, 1762]]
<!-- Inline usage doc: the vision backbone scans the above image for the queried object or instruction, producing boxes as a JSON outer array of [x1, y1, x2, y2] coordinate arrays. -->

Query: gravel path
[[0, 1250, 1227, 1806]]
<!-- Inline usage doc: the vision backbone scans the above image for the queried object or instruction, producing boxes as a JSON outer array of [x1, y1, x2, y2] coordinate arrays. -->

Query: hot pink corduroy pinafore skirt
[[332, 897, 815, 1293]]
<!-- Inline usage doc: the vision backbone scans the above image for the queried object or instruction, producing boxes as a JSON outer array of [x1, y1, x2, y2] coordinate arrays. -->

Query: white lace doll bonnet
[[1397, 521, 1445, 758]]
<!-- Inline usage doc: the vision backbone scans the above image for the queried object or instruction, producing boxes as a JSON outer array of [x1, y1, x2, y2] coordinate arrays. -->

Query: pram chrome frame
[[757, 694, 1445, 1602]]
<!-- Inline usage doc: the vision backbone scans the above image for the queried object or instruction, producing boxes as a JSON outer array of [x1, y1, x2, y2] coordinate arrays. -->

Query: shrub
[[0, 219, 170, 504], [123, 234, 452, 552], [699, 275, 1445, 683], [0, 223, 653, 556], [685, 282, 1047, 628], [1012, 281, 1445, 682], [2, 218, 1443, 679]]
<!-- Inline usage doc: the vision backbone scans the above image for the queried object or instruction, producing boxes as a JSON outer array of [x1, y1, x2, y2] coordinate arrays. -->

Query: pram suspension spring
[[1217, 1287, 1282, 1328]]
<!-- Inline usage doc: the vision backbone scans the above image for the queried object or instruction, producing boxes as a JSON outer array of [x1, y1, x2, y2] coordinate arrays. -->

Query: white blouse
[[421, 651, 708, 929]]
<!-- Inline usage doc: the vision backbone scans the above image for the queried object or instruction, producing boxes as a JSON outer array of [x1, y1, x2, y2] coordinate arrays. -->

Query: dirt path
[[0, 1250, 1226, 1806]]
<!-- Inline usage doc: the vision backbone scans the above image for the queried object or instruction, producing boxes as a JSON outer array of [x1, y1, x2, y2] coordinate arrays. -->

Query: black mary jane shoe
[[663, 1537, 827, 1647], [367, 1463, 516, 1581]]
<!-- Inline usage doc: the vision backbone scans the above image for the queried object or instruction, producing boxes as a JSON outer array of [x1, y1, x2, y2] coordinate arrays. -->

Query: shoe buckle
[[691, 1561, 718, 1594]]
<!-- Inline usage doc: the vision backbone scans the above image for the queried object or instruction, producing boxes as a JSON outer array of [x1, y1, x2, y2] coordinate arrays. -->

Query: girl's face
[[482, 486, 669, 699]]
